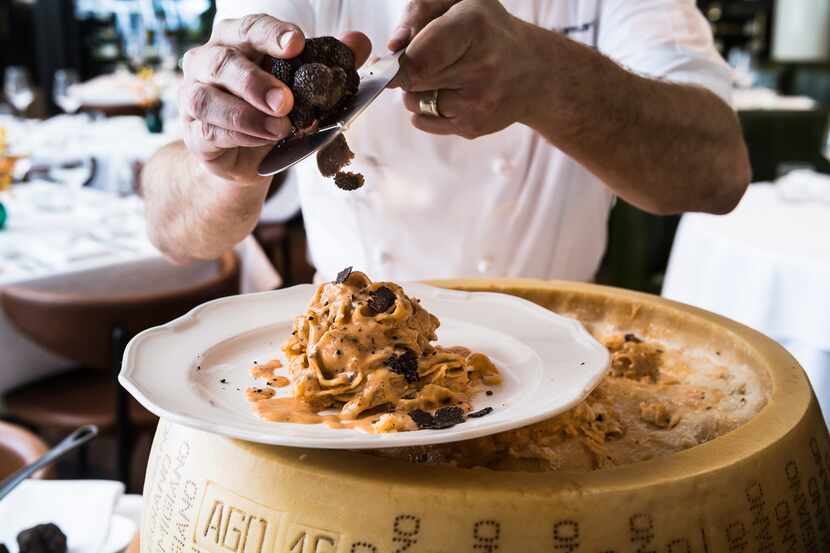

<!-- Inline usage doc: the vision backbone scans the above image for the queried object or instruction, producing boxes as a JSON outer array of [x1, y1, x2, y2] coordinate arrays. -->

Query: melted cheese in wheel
[[373, 331, 766, 470]]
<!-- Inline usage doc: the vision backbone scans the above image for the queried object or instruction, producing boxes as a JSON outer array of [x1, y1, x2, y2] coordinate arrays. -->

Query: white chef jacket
[[216, 1, 733, 283]]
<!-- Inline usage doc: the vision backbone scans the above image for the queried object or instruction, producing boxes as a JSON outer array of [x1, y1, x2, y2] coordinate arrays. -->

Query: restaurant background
[[0, 0, 828, 530]]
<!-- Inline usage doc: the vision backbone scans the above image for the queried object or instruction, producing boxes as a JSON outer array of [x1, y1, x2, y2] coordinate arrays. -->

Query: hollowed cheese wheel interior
[[141, 280, 827, 553]]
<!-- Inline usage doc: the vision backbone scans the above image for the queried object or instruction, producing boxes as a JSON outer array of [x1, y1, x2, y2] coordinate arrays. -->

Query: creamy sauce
[[246, 270, 502, 433], [253, 397, 384, 433], [250, 359, 282, 380], [269, 376, 291, 388], [245, 387, 276, 401]]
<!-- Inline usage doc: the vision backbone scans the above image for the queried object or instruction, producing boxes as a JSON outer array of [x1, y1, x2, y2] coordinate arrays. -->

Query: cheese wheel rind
[[140, 280, 827, 553]]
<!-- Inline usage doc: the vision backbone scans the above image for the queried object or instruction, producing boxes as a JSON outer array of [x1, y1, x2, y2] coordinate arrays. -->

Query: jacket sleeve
[[598, 0, 733, 104]]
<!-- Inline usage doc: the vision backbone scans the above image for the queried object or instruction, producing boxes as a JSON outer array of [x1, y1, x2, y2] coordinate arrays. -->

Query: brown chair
[[2, 252, 239, 487], [253, 221, 290, 279], [0, 420, 55, 480]]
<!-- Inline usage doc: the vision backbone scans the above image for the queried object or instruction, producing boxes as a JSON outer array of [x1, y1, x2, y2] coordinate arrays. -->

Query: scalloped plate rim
[[119, 283, 609, 448]]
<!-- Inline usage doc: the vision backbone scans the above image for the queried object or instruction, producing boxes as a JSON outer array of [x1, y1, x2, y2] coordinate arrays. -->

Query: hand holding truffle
[[389, 0, 537, 139], [179, 15, 371, 184]]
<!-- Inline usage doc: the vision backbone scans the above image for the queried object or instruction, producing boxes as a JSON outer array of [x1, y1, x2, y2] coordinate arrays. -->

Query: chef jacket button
[[491, 157, 512, 176], [477, 257, 493, 274]]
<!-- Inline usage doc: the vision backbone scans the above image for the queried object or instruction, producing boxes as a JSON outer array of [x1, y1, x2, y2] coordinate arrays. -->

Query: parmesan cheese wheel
[[140, 280, 828, 553]]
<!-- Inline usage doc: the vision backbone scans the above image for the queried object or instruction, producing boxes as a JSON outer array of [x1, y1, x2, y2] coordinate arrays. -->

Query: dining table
[[0, 181, 281, 396], [663, 173, 830, 421]]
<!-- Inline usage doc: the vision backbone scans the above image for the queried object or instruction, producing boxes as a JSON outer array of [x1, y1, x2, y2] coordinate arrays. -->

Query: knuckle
[[181, 47, 199, 73], [477, 94, 497, 115], [457, 118, 479, 139], [225, 130, 249, 146], [463, 6, 486, 27], [405, 0, 426, 19], [238, 70, 262, 99], [209, 47, 237, 80], [200, 121, 217, 142], [404, 60, 427, 86], [238, 14, 267, 38], [188, 85, 210, 118], [225, 106, 246, 130], [239, 13, 283, 45]]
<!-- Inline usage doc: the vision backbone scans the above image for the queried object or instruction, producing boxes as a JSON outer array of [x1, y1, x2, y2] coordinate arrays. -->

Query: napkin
[[777, 169, 830, 205], [0, 479, 124, 553]]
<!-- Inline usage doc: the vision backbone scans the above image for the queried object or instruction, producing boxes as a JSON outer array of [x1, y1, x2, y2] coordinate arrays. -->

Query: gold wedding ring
[[419, 89, 443, 117]]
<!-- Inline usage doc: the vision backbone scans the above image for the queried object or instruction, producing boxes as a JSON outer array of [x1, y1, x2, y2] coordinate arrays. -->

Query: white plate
[[113, 494, 142, 528], [119, 284, 608, 449], [101, 515, 136, 553]]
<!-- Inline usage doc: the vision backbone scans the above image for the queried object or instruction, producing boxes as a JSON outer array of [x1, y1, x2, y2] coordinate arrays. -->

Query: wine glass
[[53, 69, 82, 114], [3, 66, 34, 117]]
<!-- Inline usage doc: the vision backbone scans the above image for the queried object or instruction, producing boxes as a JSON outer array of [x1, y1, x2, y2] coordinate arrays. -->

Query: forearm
[[141, 141, 270, 261], [520, 23, 750, 215]]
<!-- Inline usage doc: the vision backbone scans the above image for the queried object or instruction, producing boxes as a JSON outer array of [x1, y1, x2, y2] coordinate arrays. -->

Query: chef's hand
[[389, 0, 537, 139], [180, 15, 371, 184]]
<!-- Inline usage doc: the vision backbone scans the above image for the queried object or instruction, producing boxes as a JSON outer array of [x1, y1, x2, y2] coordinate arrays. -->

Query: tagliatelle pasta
[[246, 269, 501, 433]]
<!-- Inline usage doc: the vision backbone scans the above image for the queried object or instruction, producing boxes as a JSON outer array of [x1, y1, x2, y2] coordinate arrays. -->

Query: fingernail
[[265, 117, 288, 138], [266, 88, 286, 113], [278, 30, 299, 50], [390, 26, 410, 47]]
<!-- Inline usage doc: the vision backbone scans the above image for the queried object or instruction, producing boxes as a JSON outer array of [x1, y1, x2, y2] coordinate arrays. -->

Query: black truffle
[[270, 58, 299, 85], [294, 63, 344, 110], [288, 102, 317, 131], [334, 171, 365, 191], [367, 286, 396, 315], [335, 266, 353, 284], [345, 69, 360, 95], [264, 36, 363, 190], [1, 543, 10, 553], [409, 409, 434, 429], [467, 407, 494, 419], [317, 134, 354, 177], [624, 333, 643, 344], [432, 406, 466, 429], [301, 36, 355, 70], [408, 406, 467, 430], [387, 349, 419, 383], [17, 523, 67, 553]]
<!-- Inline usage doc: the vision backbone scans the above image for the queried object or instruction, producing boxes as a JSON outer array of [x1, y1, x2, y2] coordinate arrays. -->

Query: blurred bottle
[[145, 103, 163, 134], [53, 69, 83, 114], [3, 67, 34, 117]]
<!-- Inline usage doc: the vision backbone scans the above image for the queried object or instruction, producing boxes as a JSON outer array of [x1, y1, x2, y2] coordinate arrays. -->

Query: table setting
[[0, 424, 139, 553], [0, 479, 141, 553], [0, 180, 282, 395]]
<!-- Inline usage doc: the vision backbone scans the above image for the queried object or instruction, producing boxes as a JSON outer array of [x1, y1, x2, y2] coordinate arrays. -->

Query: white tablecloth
[[732, 87, 818, 111], [0, 183, 280, 395], [1, 113, 301, 220], [663, 182, 830, 420]]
